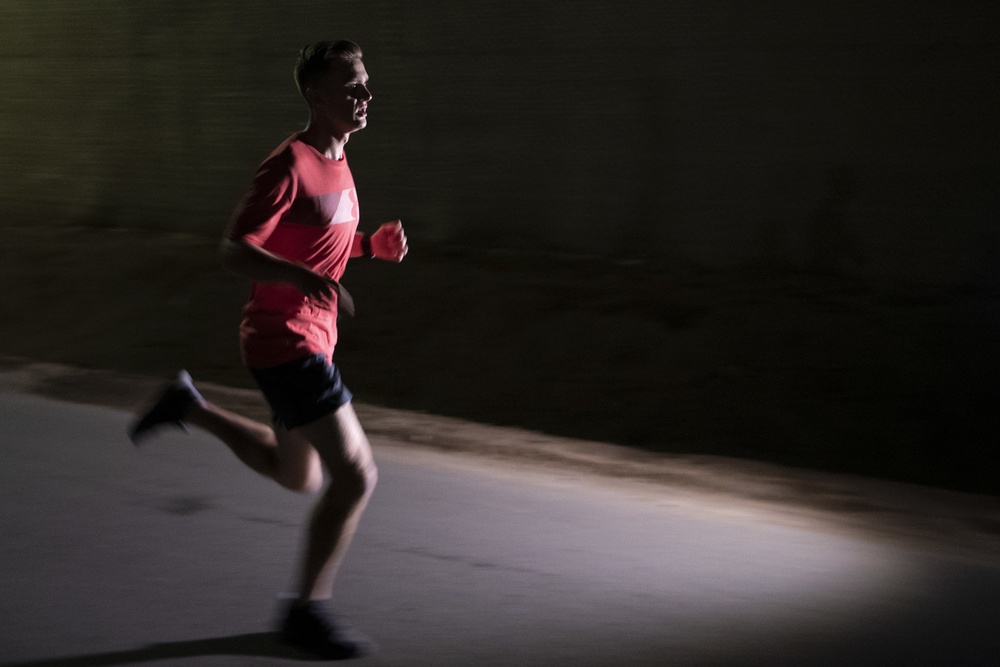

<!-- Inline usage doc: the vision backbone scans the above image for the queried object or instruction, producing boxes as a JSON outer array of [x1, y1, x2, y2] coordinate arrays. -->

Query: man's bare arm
[[220, 238, 345, 305]]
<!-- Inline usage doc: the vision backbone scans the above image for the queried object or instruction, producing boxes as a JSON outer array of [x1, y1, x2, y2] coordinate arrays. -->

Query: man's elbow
[[219, 238, 242, 271]]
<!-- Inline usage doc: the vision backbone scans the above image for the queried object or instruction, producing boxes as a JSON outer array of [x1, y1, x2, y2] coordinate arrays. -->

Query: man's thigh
[[292, 402, 374, 477], [275, 425, 323, 492]]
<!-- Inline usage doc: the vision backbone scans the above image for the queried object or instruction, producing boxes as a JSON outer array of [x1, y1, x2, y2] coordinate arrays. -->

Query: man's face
[[308, 59, 372, 137]]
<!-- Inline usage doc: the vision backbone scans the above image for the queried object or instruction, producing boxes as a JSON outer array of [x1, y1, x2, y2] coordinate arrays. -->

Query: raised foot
[[128, 370, 204, 445]]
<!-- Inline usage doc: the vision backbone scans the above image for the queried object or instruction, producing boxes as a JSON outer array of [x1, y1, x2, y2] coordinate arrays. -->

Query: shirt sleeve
[[225, 158, 297, 247]]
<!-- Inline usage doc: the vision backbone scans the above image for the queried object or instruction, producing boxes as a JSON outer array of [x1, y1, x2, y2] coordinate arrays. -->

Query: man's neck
[[298, 125, 348, 161]]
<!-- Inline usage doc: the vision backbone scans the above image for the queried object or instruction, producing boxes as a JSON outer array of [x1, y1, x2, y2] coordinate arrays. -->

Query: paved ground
[[2, 364, 1000, 666]]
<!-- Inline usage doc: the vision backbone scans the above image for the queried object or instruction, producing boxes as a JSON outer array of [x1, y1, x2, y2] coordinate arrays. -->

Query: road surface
[[1, 382, 999, 666]]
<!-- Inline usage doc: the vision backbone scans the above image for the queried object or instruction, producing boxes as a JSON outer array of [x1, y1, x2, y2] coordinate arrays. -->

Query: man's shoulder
[[253, 135, 319, 187], [259, 134, 302, 169]]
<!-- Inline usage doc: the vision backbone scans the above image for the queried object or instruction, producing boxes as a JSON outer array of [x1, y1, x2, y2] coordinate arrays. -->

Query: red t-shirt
[[226, 134, 359, 368]]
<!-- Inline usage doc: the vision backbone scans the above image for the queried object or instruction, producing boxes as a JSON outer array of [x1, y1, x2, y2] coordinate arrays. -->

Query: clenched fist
[[371, 220, 408, 262]]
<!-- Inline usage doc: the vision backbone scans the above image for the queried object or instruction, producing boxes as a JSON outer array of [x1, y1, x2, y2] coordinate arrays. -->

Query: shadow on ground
[[0, 633, 317, 666]]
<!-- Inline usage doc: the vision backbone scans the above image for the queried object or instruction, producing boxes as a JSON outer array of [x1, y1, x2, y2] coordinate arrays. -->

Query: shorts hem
[[249, 353, 352, 431]]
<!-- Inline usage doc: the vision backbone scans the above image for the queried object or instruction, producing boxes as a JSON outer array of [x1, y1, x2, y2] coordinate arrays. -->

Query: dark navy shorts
[[250, 354, 353, 430]]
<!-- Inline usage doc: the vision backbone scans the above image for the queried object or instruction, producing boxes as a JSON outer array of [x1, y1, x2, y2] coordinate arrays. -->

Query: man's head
[[294, 40, 372, 139], [294, 40, 364, 97]]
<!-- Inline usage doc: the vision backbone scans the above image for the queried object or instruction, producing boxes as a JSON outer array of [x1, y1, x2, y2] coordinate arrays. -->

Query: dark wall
[[2, 2, 999, 493], [2, 1, 997, 285]]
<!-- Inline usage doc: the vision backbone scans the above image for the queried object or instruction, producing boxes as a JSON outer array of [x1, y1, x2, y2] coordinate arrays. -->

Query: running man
[[128, 40, 407, 659]]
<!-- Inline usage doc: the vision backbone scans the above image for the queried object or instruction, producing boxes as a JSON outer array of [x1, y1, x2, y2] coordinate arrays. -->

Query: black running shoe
[[128, 371, 204, 445], [279, 600, 363, 660]]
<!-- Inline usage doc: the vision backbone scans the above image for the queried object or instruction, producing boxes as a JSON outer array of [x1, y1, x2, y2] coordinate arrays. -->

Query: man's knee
[[330, 460, 377, 503], [284, 465, 324, 495], [272, 447, 324, 494], [351, 459, 378, 499]]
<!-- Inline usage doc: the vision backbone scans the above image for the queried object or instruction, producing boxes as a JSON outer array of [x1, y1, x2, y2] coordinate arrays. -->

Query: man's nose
[[359, 85, 373, 101]]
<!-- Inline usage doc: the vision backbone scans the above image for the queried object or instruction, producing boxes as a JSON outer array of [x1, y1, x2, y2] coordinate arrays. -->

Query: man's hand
[[371, 220, 408, 262], [292, 266, 355, 317], [221, 239, 355, 316]]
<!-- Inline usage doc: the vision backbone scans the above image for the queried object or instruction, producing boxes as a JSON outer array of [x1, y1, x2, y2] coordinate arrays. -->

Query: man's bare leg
[[185, 401, 323, 494], [130, 373, 371, 656], [129, 371, 322, 494], [284, 402, 377, 601], [275, 402, 376, 659]]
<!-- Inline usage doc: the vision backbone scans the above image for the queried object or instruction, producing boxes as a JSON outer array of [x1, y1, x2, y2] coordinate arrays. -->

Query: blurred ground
[[2, 225, 999, 494], [3, 383, 999, 666]]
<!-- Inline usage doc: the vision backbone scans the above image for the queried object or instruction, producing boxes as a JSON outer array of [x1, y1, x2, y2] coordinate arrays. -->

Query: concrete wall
[[2, 1, 997, 285]]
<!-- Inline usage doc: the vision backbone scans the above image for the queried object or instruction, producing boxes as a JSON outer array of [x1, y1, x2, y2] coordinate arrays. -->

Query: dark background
[[1, 1, 998, 493]]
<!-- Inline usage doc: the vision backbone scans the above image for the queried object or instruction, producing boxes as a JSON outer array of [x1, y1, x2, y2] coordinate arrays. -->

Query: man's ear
[[304, 86, 320, 106]]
